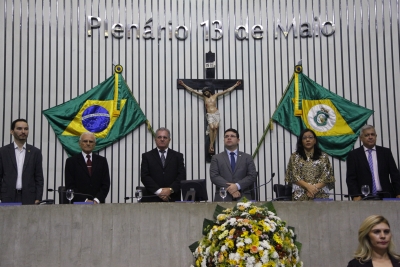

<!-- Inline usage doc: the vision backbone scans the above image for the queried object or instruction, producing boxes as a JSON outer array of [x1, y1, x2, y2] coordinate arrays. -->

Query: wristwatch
[[169, 188, 174, 194]]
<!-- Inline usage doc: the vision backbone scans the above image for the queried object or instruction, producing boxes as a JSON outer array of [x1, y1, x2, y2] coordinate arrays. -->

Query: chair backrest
[[58, 186, 69, 204], [273, 184, 292, 201], [249, 172, 260, 201]]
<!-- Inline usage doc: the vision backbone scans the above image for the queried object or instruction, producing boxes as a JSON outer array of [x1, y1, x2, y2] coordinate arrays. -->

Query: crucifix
[[177, 52, 243, 162]]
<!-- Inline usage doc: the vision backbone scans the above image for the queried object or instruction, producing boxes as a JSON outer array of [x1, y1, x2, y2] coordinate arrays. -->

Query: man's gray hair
[[79, 132, 96, 142], [359, 125, 375, 137], [155, 127, 171, 138]]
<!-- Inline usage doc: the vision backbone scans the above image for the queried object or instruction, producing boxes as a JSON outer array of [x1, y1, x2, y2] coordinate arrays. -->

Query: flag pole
[[252, 73, 295, 159]]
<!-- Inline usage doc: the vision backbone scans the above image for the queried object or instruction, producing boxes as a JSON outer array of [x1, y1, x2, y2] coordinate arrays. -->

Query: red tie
[[86, 154, 92, 176]]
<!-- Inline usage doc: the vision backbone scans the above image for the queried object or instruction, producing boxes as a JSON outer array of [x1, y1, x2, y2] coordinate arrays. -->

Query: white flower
[[237, 241, 245, 247], [260, 240, 271, 249], [255, 262, 262, 267], [205, 246, 210, 256], [244, 237, 252, 244], [246, 256, 256, 265], [229, 217, 237, 225], [289, 229, 294, 236], [271, 251, 279, 259], [261, 253, 269, 263], [221, 245, 227, 252], [229, 252, 241, 261]]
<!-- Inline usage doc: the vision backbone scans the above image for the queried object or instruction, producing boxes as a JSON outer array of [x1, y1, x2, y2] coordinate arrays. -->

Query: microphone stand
[[48, 189, 95, 204], [243, 172, 276, 200]]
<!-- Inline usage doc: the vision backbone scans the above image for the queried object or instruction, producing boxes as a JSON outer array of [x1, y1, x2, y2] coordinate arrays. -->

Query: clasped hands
[[158, 188, 172, 202], [305, 183, 320, 198], [226, 183, 241, 199]]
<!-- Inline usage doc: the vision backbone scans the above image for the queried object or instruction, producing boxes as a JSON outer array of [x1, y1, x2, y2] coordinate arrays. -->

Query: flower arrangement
[[189, 199, 303, 267]]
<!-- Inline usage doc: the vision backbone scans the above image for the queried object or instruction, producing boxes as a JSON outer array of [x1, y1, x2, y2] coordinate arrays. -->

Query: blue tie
[[367, 149, 378, 195], [230, 152, 236, 172]]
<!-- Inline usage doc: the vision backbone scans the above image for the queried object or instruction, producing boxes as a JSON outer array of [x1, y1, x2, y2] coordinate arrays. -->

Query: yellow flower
[[238, 205, 245, 211], [226, 239, 234, 249], [223, 208, 232, 213], [229, 228, 236, 236], [218, 253, 224, 263], [273, 233, 283, 245], [217, 214, 227, 221], [195, 256, 203, 267], [249, 208, 257, 215], [250, 234, 260, 246]]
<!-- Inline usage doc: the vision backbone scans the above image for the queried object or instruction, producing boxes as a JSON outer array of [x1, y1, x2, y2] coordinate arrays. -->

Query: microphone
[[243, 172, 276, 194], [48, 188, 95, 203], [124, 195, 159, 200]]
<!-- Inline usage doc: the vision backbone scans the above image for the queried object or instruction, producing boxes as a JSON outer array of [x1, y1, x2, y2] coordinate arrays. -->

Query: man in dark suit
[[0, 119, 44, 204], [210, 128, 257, 201], [140, 127, 186, 202], [346, 125, 400, 200], [65, 132, 110, 203]]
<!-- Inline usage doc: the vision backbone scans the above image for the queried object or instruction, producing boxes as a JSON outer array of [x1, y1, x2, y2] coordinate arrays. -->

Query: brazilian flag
[[272, 65, 373, 160], [43, 65, 148, 156]]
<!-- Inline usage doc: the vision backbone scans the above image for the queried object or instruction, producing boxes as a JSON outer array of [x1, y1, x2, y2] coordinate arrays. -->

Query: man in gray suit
[[210, 128, 257, 201], [0, 119, 44, 204]]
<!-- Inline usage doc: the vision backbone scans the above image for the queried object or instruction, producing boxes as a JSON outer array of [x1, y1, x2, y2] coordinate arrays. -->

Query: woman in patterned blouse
[[285, 128, 335, 201]]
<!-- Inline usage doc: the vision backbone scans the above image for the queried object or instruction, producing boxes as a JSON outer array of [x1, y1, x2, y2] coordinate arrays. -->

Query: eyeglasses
[[363, 133, 376, 137], [157, 136, 169, 140], [81, 140, 95, 144], [302, 136, 315, 140], [224, 135, 237, 138]]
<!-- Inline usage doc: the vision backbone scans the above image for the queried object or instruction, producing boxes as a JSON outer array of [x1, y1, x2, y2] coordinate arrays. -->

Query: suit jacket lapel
[[358, 146, 371, 173], [8, 144, 18, 171], [22, 144, 33, 172], [164, 149, 172, 168], [222, 151, 233, 174], [152, 148, 164, 168], [78, 153, 90, 176]]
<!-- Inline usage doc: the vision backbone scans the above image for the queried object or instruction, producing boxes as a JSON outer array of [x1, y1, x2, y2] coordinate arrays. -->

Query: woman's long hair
[[296, 128, 322, 160], [354, 215, 400, 262]]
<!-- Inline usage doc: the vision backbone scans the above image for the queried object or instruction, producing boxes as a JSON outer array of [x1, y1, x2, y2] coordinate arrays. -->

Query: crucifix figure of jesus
[[178, 80, 241, 154]]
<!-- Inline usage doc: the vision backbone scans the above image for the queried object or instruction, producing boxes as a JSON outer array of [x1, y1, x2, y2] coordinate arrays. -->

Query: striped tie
[[160, 150, 166, 167], [367, 149, 377, 195]]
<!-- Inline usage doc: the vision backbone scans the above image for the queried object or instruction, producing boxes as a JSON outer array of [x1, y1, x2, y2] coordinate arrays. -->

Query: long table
[[0, 201, 399, 267]]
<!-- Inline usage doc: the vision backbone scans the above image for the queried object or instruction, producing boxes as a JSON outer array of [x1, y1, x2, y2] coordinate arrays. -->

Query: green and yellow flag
[[272, 65, 374, 160], [43, 65, 148, 156]]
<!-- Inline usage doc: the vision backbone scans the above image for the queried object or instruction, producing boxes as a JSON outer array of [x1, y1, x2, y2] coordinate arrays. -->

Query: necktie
[[160, 150, 166, 167], [230, 152, 236, 172], [367, 149, 377, 194], [86, 154, 92, 176]]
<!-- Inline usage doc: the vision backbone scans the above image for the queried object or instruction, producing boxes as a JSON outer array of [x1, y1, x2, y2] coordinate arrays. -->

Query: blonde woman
[[347, 215, 400, 267]]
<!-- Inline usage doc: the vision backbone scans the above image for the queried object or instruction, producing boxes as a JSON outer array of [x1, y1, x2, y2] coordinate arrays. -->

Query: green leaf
[[202, 218, 215, 236], [260, 201, 276, 214], [295, 241, 302, 252], [213, 204, 226, 220], [189, 241, 199, 253]]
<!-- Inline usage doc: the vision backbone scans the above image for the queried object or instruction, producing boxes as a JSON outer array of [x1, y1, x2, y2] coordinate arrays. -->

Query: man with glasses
[[346, 125, 400, 200], [65, 132, 110, 203], [0, 119, 44, 204], [141, 127, 186, 202], [210, 128, 257, 201]]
